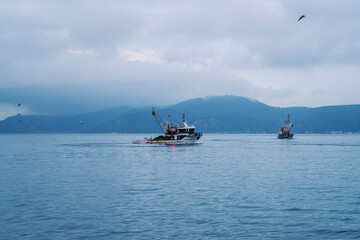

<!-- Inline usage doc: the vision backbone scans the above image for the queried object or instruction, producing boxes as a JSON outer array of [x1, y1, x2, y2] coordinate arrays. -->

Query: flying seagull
[[298, 15, 305, 22], [80, 121, 83, 125], [17, 103, 21, 106]]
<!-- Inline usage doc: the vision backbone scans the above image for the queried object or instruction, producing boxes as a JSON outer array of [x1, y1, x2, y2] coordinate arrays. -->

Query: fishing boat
[[132, 107, 202, 145], [278, 114, 294, 139]]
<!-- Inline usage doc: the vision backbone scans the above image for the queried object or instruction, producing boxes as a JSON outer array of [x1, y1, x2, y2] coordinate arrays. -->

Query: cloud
[[117, 48, 162, 63], [45, 30, 70, 40], [67, 49, 96, 56], [0, 0, 360, 118]]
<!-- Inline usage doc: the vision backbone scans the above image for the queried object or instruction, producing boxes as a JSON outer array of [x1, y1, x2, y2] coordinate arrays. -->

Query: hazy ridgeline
[[1, 96, 360, 133]]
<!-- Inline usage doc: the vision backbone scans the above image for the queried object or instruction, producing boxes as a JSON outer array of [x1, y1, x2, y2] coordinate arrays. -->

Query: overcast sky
[[1, 0, 360, 119]]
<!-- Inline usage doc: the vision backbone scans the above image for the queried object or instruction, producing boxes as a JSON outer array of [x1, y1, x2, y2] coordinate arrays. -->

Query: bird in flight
[[80, 121, 83, 125], [298, 15, 306, 22], [17, 103, 21, 106]]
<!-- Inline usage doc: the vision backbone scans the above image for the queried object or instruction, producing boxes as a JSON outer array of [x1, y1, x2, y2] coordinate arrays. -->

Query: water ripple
[[1, 134, 360, 239]]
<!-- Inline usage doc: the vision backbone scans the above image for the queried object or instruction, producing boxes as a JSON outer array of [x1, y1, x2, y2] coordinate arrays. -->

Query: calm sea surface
[[1, 134, 360, 239]]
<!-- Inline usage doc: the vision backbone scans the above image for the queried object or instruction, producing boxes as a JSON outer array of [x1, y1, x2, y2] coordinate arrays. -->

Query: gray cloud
[[1, 0, 360, 118]]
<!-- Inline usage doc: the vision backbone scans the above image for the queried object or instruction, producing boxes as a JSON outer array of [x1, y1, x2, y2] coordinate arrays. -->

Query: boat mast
[[285, 114, 290, 124], [152, 107, 166, 133]]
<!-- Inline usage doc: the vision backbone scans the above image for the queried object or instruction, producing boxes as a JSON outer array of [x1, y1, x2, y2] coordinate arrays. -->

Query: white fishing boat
[[132, 107, 202, 145]]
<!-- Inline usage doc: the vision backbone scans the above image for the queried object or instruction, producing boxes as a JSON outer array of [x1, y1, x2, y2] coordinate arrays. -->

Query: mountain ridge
[[1, 95, 359, 133]]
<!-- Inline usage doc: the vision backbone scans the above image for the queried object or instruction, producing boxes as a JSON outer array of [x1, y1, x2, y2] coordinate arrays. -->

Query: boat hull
[[151, 135, 200, 144], [278, 133, 294, 139], [133, 134, 201, 145]]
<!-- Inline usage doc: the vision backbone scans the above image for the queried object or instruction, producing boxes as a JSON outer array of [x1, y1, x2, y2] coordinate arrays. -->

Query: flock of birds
[[12, 15, 306, 127]]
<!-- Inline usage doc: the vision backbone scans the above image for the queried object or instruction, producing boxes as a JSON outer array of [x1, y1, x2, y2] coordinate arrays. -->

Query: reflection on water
[[1, 134, 360, 239]]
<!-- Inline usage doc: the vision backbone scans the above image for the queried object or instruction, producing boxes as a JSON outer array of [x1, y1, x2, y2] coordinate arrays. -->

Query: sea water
[[1, 134, 360, 239]]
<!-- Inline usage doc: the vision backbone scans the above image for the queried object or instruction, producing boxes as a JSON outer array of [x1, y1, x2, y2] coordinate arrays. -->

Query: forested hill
[[1, 96, 360, 133]]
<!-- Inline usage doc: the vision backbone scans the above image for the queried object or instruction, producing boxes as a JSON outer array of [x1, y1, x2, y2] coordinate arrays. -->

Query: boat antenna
[[152, 107, 166, 133], [182, 113, 186, 123]]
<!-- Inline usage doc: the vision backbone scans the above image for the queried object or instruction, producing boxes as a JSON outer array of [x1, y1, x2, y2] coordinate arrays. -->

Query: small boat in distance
[[278, 114, 294, 139], [132, 107, 202, 145]]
